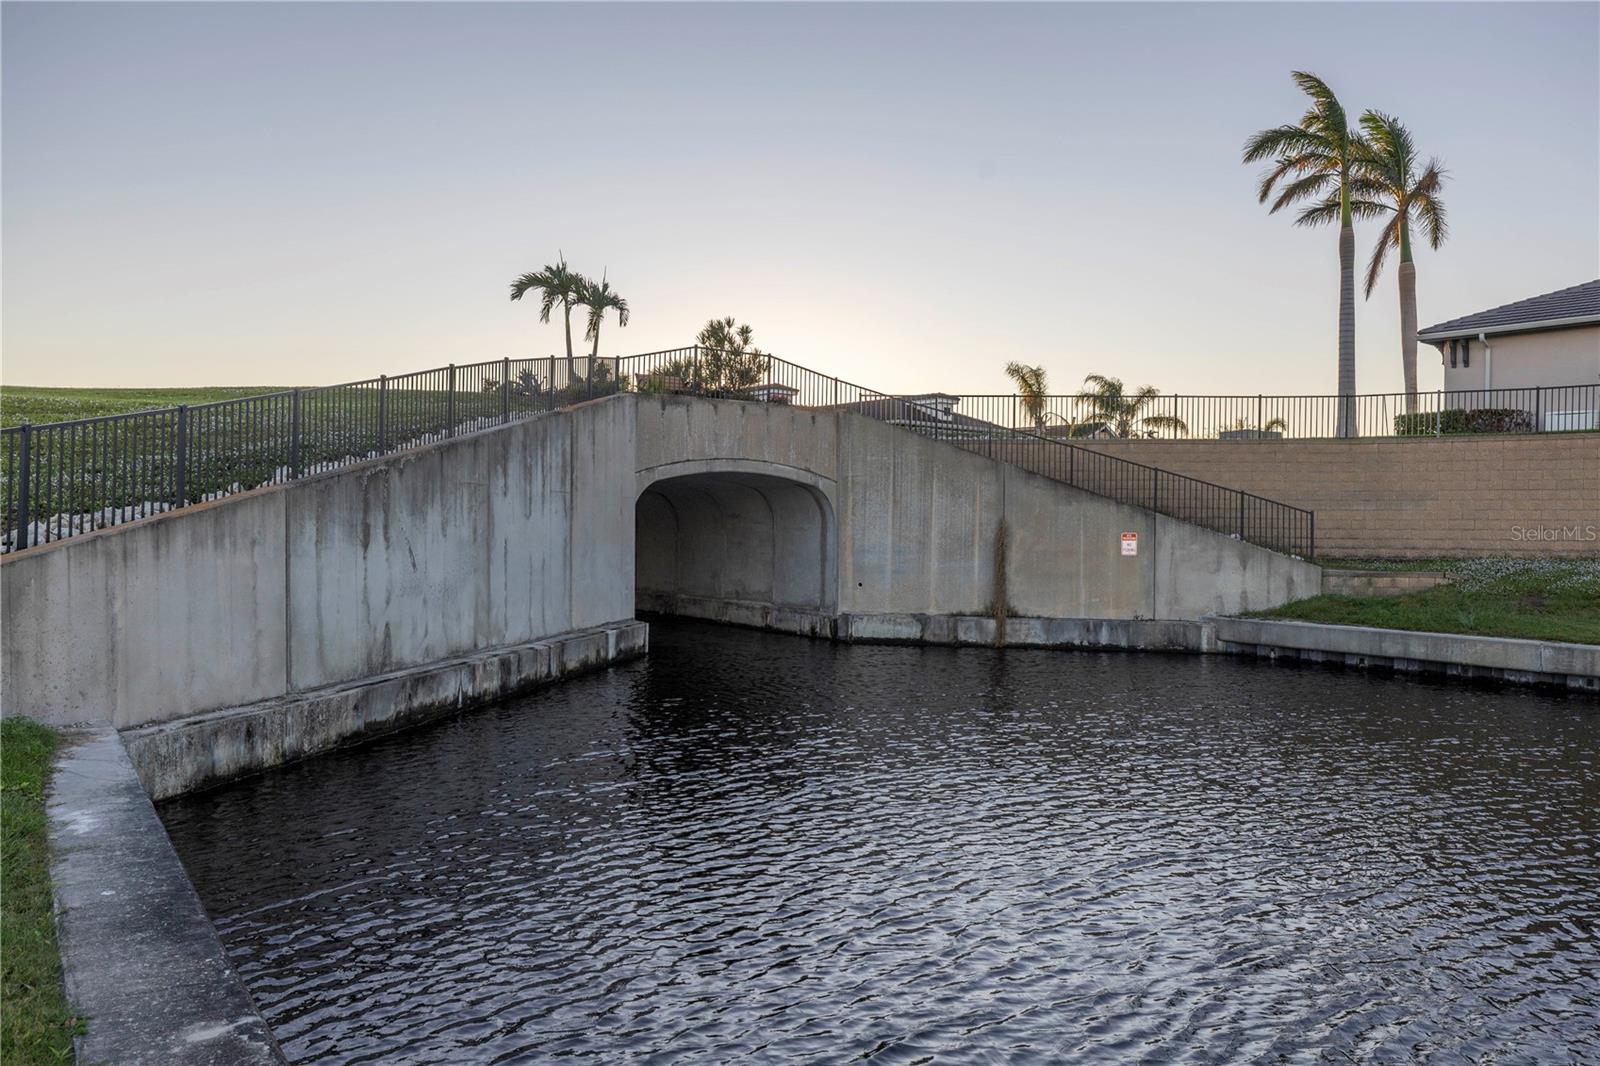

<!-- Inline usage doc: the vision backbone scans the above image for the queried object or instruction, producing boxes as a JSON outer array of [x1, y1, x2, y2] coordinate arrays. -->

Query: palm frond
[[1293, 195, 1345, 229], [1364, 216, 1400, 297], [1290, 71, 1348, 146], [1414, 180, 1449, 249], [1139, 414, 1189, 436], [1243, 124, 1330, 165], [1269, 172, 1336, 214]]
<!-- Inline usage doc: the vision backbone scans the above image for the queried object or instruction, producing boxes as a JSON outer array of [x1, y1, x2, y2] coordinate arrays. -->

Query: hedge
[[1393, 407, 1536, 436]]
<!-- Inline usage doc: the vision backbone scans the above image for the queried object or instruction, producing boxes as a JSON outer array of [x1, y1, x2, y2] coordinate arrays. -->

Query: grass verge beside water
[[1, 717, 82, 1065], [0, 386, 284, 428], [1253, 557, 1600, 644]]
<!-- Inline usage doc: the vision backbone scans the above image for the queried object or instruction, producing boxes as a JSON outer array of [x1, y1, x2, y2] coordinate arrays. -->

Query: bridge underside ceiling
[[635, 472, 836, 615]]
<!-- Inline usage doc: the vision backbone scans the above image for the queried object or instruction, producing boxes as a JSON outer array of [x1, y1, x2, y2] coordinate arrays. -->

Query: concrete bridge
[[2, 392, 1318, 796]]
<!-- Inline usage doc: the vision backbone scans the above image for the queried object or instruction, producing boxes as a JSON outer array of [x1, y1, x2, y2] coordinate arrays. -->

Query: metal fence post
[[174, 405, 189, 508], [1257, 394, 1263, 436], [1151, 467, 1159, 512], [446, 363, 457, 437], [1067, 444, 1075, 486], [502, 357, 511, 423], [1308, 512, 1316, 559], [1238, 494, 1246, 539], [290, 388, 303, 479], [16, 422, 31, 550], [378, 375, 389, 452], [1534, 385, 1542, 432]]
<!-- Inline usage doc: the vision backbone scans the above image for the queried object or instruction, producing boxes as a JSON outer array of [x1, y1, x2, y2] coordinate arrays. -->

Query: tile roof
[[1418, 280, 1600, 339]]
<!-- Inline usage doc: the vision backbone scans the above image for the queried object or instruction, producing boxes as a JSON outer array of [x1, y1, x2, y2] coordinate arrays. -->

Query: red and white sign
[[1120, 532, 1138, 556]]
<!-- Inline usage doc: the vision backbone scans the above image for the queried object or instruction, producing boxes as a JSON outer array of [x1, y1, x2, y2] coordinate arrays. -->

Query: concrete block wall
[[1033, 433, 1599, 559]]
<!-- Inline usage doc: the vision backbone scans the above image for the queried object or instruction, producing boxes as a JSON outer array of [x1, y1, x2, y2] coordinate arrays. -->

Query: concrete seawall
[[125, 621, 648, 800]]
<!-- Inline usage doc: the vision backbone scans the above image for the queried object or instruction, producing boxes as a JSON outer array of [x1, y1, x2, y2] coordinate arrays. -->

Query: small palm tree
[[1229, 415, 1288, 434], [1078, 374, 1189, 438], [575, 272, 630, 374], [1352, 111, 1448, 414], [1243, 71, 1362, 436], [509, 255, 584, 386], [1004, 362, 1050, 429]]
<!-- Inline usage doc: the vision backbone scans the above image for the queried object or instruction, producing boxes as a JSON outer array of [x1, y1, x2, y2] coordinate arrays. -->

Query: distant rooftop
[[1418, 280, 1600, 342]]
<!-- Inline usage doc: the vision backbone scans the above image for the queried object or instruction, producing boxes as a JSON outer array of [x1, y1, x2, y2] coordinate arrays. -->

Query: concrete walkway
[[47, 728, 285, 1065]]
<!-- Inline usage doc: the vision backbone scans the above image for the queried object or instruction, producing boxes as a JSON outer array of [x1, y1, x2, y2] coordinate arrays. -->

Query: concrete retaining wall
[[3, 400, 636, 728], [634, 396, 1321, 625]]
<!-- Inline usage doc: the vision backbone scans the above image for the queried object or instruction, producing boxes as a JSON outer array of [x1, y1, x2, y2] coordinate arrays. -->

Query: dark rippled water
[[161, 621, 1600, 1064]]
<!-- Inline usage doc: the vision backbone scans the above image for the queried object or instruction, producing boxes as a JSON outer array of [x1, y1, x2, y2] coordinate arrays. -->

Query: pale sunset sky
[[3, 1, 1596, 395]]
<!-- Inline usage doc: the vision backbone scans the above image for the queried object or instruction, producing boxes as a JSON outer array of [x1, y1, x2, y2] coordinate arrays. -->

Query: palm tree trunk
[[1398, 259, 1418, 414], [562, 299, 575, 387], [1336, 221, 1357, 437]]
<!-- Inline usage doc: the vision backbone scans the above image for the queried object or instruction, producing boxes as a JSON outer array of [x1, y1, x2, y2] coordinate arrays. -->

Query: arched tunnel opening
[[635, 471, 837, 626]]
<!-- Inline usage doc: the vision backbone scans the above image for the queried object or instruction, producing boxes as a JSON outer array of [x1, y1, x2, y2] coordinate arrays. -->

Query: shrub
[[1393, 407, 1535, 436]]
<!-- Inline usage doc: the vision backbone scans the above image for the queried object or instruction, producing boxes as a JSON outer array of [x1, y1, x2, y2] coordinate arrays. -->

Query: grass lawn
[[1254, 557, 1600, 644], [0, 386, 285, 428], [1, 717, 82, 1064]]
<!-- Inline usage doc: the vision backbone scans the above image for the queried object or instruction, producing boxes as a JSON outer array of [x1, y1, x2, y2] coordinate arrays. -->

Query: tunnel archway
[[635, 466, 837, 626]]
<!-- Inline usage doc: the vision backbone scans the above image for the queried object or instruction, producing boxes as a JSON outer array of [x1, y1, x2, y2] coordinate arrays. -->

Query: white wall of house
[[1436, 325, 1600, 393], [1431, 325, 1599, 429]]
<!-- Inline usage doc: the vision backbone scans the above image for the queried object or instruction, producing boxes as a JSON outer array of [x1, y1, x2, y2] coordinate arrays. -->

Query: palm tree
[[1352, 111, 1448, 414], [1004, 362, 1051, 429], [575, 273, 630, 383], [1243, 71, 1362, 437], [1077, 374, 1189, 438], [509, 255, 584, 386]]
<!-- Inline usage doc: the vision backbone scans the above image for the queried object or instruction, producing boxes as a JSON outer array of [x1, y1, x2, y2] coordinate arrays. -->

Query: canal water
[[161, 621, 1600, 1064]]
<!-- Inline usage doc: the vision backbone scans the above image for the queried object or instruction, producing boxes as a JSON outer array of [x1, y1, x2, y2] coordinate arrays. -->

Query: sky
[[2, 2, 1596, 396]]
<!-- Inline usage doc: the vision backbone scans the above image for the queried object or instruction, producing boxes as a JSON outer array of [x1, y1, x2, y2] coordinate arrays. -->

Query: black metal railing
[[3, 346, 1316, 559], [960, 383, 1600, 441], [0, 355, 628, 553]]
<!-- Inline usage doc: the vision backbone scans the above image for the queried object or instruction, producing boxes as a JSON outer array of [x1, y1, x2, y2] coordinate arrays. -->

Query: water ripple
[[161, 621, 1600, 1064]]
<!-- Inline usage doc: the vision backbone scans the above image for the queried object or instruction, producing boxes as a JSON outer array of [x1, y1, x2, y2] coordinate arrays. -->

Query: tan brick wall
[[982, 434, 1600, 560]]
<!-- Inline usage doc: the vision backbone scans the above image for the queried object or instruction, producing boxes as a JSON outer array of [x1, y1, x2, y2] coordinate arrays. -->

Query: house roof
[[1418, 280, 1600, 342]]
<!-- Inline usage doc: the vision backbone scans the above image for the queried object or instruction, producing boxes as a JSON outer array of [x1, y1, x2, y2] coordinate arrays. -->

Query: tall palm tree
[[1077, 374, 1189, 438], [575, 273, 630, 379], [509, 255, 583, 386], [1243, 71, 1362, 437], [1352, 111, 1448, 414], [1004, 362, 1056, 430]]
